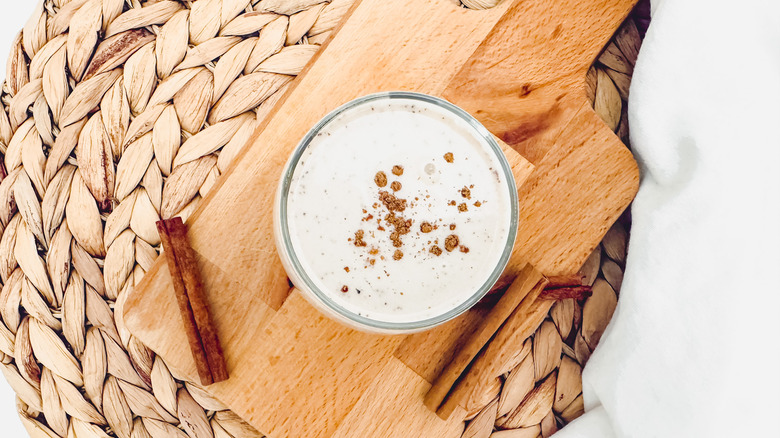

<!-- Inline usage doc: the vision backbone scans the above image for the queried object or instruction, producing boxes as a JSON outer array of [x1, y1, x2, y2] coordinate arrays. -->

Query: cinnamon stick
[[539, 286, 592, 301], [424, 264, 545, 414], [157, 218, 228, 385], [540, 274, 591, 300], [545, 274, 585, 289]]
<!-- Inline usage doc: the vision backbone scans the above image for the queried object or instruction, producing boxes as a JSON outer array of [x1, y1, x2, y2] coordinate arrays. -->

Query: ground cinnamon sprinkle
[[445, 234, 459, 252], [385, 213, 411, 234], [354, 230, 367, 247], [474, 201, 482, 207], [374, 171, 387, 187], [379, 191, 407, 212], [351, 160, 475, 272]]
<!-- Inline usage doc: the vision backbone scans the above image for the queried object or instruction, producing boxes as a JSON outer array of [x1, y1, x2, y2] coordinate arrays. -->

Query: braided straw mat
[[0, 0, 647, 437]]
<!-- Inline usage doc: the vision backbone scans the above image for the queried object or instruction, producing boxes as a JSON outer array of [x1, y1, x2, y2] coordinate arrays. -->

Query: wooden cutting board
[[122, 0, 639, 436]]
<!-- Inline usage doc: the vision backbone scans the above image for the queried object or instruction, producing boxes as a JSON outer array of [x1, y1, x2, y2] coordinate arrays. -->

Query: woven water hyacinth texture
[[0, 0, 647, 437]]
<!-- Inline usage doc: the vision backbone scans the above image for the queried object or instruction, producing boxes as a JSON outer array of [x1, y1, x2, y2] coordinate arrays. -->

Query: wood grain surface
[[123, 0, 639, 436]]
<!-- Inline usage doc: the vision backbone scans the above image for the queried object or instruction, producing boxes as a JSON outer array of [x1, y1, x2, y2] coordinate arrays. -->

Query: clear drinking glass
[[274, 92, 518, 333]]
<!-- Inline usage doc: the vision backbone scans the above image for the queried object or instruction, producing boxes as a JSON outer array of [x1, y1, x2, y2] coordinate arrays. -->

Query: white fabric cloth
[[555, 0, 780, 436], [0, 3, 37, 436]]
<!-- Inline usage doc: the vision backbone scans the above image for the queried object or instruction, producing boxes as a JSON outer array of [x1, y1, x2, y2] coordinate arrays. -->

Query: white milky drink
[[274, 92, 518, 333]]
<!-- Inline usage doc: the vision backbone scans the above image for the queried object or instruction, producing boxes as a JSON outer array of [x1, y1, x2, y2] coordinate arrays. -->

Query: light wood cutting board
[[123, 0, 639, 436]]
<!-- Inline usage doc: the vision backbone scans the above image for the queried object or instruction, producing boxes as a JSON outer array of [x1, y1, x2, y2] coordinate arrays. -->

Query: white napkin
[[554, 0, 780, 436]]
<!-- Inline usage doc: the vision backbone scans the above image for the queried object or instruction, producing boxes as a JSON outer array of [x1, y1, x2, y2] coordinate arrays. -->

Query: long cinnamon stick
[[157, 218, 228, 385], [424, 264, 545, 413]]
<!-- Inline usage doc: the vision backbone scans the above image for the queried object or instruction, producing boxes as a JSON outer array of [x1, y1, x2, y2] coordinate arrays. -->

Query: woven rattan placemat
[[0, 1, 647, 436]]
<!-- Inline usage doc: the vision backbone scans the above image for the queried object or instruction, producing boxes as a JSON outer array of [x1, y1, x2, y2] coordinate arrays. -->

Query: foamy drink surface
[[280, 95, 516, 326]]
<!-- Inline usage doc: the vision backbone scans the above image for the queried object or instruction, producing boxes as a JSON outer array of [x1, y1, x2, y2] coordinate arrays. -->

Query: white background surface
[[1, 3, 37, 437]]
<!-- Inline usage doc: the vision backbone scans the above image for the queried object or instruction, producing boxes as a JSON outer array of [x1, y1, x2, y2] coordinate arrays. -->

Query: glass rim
[[277, 91, 519, 331]]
